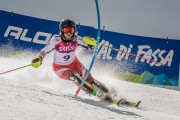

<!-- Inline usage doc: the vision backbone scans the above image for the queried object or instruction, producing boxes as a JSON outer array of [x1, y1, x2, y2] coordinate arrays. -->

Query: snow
[[0, 51, 180, 120]]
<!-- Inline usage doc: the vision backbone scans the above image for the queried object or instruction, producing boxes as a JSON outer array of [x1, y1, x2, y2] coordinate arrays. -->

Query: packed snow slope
[[0, 50, 180, 120]]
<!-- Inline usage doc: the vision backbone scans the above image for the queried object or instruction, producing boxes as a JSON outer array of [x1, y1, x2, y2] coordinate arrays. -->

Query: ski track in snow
[[0, 51, 180, 120], [0, 78, 142, 120]]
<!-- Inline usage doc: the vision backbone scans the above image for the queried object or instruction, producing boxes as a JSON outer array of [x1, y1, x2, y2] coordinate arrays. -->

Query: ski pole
[[0, 64, 32, 75]]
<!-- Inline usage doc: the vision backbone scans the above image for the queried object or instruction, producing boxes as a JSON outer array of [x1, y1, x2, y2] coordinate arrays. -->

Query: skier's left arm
[[77, 36, 96, 50]]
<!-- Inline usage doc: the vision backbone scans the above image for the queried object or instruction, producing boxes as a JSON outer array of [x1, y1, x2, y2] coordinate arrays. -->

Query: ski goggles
[[62, 27, 75, 34]]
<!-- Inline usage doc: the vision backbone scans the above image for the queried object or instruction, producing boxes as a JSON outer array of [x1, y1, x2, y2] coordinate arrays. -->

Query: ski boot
[[93, 79, 109, 93], [71, 73, 110, 100]]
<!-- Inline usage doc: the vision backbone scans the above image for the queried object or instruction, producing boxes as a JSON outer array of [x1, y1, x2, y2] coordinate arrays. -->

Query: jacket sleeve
[[38, 37, 56, 59], [77, 36, 88, 48]]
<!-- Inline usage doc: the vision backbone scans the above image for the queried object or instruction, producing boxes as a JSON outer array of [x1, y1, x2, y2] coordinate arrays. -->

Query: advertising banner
[[1, 10, 180, 86]]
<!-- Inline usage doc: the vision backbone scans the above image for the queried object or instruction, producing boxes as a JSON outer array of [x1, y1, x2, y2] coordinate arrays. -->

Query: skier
[[31, 19, 109, 100]]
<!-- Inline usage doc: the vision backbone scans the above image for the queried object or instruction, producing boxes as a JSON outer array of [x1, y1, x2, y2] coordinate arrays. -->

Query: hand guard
[[82, 36, 96, 50], [32, 57, 42, 68], [82, 36, 96, 46]]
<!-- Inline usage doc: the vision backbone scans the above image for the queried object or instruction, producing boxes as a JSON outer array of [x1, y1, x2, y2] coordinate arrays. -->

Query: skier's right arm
[[32, 37, 56, 68]]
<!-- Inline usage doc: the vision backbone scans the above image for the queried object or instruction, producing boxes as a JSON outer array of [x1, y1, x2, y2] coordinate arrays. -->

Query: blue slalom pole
[[75, 0, 101, 96]]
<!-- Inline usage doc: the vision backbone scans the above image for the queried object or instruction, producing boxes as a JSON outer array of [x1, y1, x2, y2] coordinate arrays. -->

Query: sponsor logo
[[97, 40, 174, 66], [58, 45, 75, 52], [4, 26, 53, 45]]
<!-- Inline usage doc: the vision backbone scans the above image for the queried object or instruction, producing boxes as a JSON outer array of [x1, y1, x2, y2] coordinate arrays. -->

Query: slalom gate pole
[[75, 0, 101, 96], [0, 64, 32, 76]]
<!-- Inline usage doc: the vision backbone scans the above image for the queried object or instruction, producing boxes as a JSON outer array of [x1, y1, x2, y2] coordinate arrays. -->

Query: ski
[[71, 73, 142, 108], [111, 98, 141, 108]]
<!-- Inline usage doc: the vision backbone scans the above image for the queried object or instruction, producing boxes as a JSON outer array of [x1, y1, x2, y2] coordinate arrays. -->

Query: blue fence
[[0, 10, 180, 86]]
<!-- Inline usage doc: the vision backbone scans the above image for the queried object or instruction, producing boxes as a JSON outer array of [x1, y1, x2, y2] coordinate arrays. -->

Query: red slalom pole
[[0, 64, 32, 75]]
